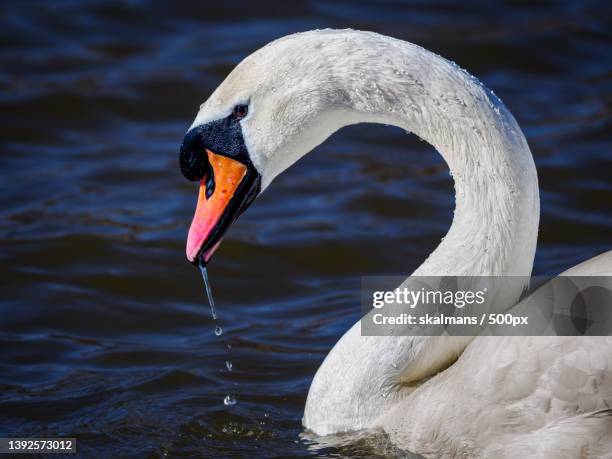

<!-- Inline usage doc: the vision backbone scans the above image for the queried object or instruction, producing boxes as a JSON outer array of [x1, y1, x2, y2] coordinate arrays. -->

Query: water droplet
[[225, 360, 233, 371], [215, 325, 223, 336], [198, 259, 217, 320], [224, 395, 237, 406], [390, 362, 398, 369]]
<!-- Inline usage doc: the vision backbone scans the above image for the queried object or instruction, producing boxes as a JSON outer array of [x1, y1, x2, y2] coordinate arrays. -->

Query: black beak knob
[[179, 128, 209, 182]]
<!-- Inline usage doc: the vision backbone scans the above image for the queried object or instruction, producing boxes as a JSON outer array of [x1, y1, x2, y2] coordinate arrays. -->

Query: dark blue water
[[0, 1, 610, 457]]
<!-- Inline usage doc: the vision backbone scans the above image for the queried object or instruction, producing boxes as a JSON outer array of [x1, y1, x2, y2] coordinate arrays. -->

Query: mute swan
[[178, 30, 612, 457]]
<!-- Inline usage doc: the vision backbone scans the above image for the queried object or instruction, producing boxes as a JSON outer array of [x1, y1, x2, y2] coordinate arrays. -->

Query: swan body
[[382, 251, 612, 457], [183, 29, 612, 457]]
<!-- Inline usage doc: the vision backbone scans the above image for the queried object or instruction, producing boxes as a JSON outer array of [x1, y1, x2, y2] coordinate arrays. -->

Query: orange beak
[[185, 150, 258, 264]]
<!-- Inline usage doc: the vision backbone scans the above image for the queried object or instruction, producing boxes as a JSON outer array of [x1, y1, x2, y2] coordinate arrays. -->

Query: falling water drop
[[197, 259, 238, 408], [224, 395, 237, 406], [199, 259, 217, 320]]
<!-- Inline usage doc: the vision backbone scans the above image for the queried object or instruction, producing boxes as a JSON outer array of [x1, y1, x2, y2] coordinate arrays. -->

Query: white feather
[[190, 29, 612, 457]]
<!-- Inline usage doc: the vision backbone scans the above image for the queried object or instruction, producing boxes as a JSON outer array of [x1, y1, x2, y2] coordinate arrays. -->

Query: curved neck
[[300, 33, 540, 435]]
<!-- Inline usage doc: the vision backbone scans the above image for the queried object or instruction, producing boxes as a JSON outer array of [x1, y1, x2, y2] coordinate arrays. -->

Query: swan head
[[179, 30, 356, 264]]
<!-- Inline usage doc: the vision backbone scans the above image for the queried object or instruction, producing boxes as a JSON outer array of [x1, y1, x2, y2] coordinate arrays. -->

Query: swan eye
[[232, 104, 248, 120]]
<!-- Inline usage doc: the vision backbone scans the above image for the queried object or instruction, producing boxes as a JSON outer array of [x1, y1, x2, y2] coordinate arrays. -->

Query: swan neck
[[301, 31, 540, 435]]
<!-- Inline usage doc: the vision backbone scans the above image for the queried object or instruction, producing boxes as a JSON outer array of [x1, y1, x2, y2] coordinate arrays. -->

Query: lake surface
[[0, 1, 610, 457]]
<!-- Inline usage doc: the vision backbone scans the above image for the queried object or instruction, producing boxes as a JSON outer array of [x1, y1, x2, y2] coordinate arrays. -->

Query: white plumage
[[190, 29, 612, 457]]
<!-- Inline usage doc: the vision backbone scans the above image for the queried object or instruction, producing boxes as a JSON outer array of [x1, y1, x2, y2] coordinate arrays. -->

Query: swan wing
[[561, 250, 612, 276]]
